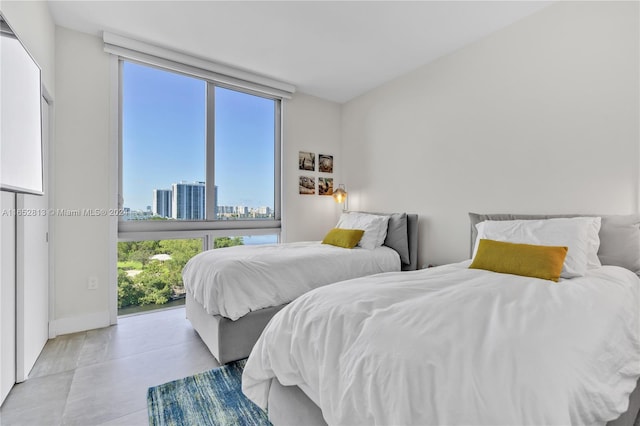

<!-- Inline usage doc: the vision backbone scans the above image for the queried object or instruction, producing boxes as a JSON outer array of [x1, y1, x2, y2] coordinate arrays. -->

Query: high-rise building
[[152, 189, 172, 218], [214, 185, 218, 219], [172, 181, 205, 220], [256, 206, 271, 216]]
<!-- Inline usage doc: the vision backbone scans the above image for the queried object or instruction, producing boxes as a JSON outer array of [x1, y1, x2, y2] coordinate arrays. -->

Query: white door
[[0, 192, 17, 404], [15, 96, 51, 382]]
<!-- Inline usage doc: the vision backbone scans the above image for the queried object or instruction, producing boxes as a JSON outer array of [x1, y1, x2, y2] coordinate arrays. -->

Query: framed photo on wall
[[299, 175, 315, 195], [299, 151, 315, 171], [319, 154, 333, 173], [318, 177, 333, 195]]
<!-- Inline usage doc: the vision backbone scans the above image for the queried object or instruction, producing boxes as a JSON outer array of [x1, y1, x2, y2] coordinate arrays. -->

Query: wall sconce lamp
[[333, 184, 348, 210]]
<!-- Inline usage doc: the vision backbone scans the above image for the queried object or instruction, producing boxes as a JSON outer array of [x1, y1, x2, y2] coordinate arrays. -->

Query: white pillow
[[336, 212, 390, 250], [585, 217, 602, 269], [473, 217, 601, 278]]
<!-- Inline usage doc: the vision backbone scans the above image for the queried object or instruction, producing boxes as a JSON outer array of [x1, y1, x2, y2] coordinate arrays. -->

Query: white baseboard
[[49, 310, 111, 337]]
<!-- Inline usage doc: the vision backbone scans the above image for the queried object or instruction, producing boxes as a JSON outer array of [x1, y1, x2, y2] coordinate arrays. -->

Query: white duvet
[[182, 241, 400, 320], [243, 261, 640, 425]]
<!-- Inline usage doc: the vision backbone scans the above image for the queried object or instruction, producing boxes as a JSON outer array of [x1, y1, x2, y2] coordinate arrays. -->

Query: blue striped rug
[[147, 359, 271, 426]]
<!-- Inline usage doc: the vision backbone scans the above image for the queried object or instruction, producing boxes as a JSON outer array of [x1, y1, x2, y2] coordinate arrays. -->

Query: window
[[118, 60, 282, 314], [109, 35, 290, 317], [119, 60, 280, 231], [214, 87, 275, 221], [122, 61, 206, 221]]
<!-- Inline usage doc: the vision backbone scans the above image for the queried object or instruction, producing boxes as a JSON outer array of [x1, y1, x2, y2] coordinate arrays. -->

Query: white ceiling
[[48, 1, 552, 103]]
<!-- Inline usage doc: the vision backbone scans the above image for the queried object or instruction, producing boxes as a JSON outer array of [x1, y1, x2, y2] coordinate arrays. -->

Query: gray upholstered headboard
[[468, 213, 640, 276], [356, 211, 419, 271], [403, 214, 419, 271]]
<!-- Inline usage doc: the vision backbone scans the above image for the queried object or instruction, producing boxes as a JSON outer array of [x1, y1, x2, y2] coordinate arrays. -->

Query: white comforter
[[182, 241, 400, 320], [243, 261, 640, 425]]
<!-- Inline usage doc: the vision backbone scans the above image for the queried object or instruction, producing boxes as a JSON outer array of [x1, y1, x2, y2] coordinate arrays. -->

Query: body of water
[[243, 234, 278, 245]]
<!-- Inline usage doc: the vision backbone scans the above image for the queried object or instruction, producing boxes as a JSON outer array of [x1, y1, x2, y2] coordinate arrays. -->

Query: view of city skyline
[[122, 61, 276, 214], [124, 180, 273, 220]]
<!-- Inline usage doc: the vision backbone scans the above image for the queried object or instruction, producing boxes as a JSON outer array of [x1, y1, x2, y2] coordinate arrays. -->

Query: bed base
[[186, 292, 286, 365], [266, 378, 640, 426], [268, 379, 326, 426]]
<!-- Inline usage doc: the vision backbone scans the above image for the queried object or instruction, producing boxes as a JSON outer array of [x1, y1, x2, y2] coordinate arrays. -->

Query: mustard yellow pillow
[[322, 228, 365, 249], [469, 239, 568, 282]]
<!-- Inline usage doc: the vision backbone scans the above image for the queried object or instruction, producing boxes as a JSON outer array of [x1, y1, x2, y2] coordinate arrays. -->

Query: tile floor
[[0, 307, 220, 426]]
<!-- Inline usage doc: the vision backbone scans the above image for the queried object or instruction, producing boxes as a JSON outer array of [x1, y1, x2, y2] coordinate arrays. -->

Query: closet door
[[16, 96, 50, 382], [0, 191, 16, 404]]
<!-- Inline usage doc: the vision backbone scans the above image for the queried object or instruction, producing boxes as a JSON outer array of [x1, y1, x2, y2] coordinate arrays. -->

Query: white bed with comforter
[[242, 213, 640, 425], [183, 241, 400, 321], [184, 211, 419, 364]]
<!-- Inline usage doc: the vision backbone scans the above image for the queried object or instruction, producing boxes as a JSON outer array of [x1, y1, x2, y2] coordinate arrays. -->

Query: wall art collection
[[298, 151, 333, 196]]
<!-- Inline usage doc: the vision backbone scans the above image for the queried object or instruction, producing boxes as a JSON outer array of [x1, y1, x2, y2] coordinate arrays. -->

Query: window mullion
[[205, 82, 216, 220], [274, 100, 282, 221]]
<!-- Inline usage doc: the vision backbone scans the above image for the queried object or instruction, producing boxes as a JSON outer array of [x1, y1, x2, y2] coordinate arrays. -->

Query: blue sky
[[122, 61, 275, 212]]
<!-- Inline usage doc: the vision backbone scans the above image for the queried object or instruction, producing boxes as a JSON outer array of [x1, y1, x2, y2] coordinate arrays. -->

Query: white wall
[[342, 1, 639, 267], [281, 93, 343, 242], [52, 26, 111, 333]]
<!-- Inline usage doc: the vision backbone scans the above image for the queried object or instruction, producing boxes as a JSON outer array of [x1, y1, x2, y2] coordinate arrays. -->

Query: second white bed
[[183, 241, 400, 321], [243, 261, 640, 425]]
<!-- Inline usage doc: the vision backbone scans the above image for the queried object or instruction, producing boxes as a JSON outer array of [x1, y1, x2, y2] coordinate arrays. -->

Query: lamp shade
[[333, 184, 347, 203]]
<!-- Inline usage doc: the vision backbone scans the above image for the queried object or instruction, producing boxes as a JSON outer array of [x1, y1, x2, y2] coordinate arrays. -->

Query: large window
[[120, 61, 279, 227], [117, 60, 281, 314]]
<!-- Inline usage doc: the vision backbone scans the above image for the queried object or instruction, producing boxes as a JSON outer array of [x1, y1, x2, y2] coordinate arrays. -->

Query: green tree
[[214, 236, 244, 248], [117, 237, 245, 309], [117, 270, 145, 308], [134, 260, 173, 305], [129, 248, 155, 266], [118, 240, 162, 265], [159, 239, 202, 265], [118, 242, 133, 261]]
